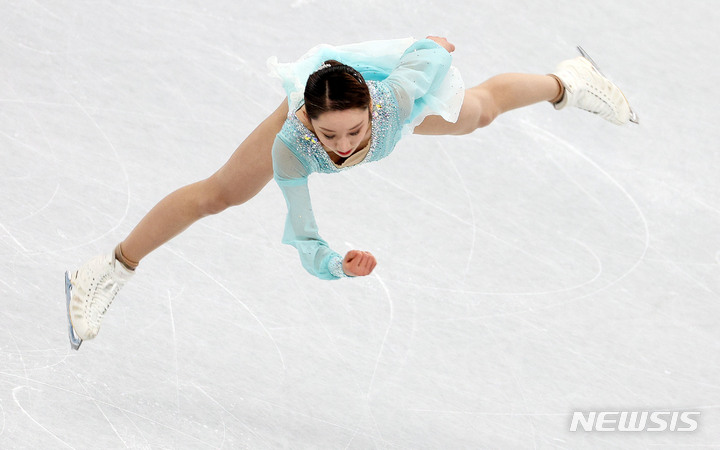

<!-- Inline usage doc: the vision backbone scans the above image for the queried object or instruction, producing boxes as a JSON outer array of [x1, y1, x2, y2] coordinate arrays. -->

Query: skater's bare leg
[[413, 73, 561, 136], [120, 100, 289, 264]]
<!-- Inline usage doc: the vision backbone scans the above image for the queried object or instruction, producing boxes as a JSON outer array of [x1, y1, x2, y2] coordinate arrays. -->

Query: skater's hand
[[426, 36, 455, 53], [342, 250, 377, 277]]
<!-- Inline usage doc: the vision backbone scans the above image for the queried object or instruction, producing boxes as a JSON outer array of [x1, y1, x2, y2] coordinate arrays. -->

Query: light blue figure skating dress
[[268, 38, 465, 280]]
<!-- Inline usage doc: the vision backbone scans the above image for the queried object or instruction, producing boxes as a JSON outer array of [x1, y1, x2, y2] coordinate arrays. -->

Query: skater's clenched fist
[[342, 250, 377, 277], [426, 36, 455, 53]]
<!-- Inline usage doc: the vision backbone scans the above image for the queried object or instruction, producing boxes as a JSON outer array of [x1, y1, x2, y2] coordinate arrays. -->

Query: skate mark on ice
[[0, 278, 21, 296], [366, 407, 387, 449], [146, 67, 197, 121], [396, 121, 647, 312], [524, 122, 649, 285], [447, 122, 650, 316], [8, 332, 29, 393], [191, 389, 233, 448], [365, 167, 471, 226], [293, 269, 369, 396], [405, 404, 567, 443], [1, 343, 72, 371], [484, 321, 540, 444], [646, 179, 720, 269], [404, 408, 544, 444], [200, 221, 366, 391], [390, 237, 603, 300], [0, 128, 46, 157], [43, 92, 131, 255], [164, 246, 286, 371], [684, 190, 720, 219], [365, 167, 565, 272], [15, 184, 60, 224], [4, 81, 63, 229], [291, 0, 319, 8], [394, 120, 648, 307], [341, 270, 396, 446], [133, 3, 234, 27], [193, 383, 269, 446], [549, 327, 640, 398], [250, 395, 391, 445], [653, 251, 717, 295], [0, 397, 5, 438], [12, 386, 75, 449], [3, 371, 217, 448], [199, 219, 357, 371], [0, 223, 29, 253], [342, 411, 390, 450], [405, 408, 567, 417], [343, 429, 360, 450], [167, 288, 183, 411], [22, 0, 64, 22], [342, 402, 394, 450], [546, 153, 611, 213], [187, 58, 268, 113], [303, 242, 392, 442], [545, 149, 643, 240], [3, 79, 59, 165], [439, 141, 478, 285], [71, 373, 129, 448], [366, 272, 394, 397]]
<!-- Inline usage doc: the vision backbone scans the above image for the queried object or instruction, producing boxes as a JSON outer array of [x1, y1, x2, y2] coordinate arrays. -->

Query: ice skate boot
[[552, 46, 639, 125], [65, 251, 134, 350]]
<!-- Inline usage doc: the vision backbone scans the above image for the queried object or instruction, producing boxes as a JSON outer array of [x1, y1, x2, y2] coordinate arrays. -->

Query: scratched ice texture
[[1, 0, 719, 448]]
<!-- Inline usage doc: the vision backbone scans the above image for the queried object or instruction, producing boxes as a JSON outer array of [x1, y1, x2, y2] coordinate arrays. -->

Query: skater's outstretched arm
[[273, 138, 376, 279]]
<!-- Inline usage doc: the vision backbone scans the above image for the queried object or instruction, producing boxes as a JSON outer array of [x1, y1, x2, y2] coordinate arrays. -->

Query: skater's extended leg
[[413, 73, 561, 136], [66, 99, 288, 345], [120, 99, 289, 264], [415, 49, 635, 135]]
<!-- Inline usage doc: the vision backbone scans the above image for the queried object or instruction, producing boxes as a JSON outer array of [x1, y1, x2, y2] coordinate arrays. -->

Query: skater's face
[[310, 107, 371, 158]]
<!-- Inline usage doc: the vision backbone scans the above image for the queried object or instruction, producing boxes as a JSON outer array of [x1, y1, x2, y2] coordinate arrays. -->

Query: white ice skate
[[65, 251, 134, 350], [553, 46, 639, 125]]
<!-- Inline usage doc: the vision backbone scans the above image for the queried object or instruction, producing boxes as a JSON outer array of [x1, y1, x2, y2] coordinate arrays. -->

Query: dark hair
[[304, 60, 371, 120]]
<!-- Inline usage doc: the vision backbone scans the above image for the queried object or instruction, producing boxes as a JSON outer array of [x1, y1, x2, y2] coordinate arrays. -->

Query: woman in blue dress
[[65, 36, 635, 348]]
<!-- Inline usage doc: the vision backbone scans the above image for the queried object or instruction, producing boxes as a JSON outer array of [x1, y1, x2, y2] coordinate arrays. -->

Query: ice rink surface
[[2, 0, 719, 448]]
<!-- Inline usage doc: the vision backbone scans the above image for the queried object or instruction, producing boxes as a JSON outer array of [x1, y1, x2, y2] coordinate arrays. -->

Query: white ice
[[1, 0, 719, 448]]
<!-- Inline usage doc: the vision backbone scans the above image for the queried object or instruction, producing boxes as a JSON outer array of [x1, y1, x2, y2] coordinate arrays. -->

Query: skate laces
[[87, 273, 121, 329], [565, 59, 620, 120], [553, 50, 635, 125], [76, 255, 124, 332]]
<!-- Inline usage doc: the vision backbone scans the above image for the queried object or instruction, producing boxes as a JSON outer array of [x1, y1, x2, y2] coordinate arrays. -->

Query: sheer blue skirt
[[267, 38, 465, 135]]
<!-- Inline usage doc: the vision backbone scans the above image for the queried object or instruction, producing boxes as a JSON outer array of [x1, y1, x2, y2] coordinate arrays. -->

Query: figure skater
[[65, 36, 636, 349]]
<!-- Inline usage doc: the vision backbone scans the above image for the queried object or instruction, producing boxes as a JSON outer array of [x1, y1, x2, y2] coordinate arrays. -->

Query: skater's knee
[[473, 89, 499, 129], [477, 107, 498, 129], [195, 179, 233, 217], [450, 89, 498, 135], [200, 196, 230, 217]]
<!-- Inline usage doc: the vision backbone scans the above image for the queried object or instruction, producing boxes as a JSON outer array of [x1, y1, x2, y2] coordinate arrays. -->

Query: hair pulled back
[[304, 60, 371, 120]]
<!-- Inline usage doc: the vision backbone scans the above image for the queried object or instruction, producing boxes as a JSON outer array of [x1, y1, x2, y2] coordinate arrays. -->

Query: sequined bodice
[[277, 81, 402, 174]]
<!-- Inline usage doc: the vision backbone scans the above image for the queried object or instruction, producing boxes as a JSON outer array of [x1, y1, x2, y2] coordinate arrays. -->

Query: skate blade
[[628, 108, 640, 124], [577, 45, 639, 125], [65, 271, 83, 351]]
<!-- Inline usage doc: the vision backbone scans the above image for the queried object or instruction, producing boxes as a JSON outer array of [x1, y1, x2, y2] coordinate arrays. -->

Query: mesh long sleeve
[[272, 137, 346, 280]]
